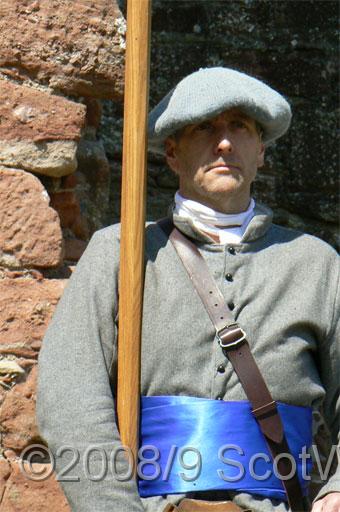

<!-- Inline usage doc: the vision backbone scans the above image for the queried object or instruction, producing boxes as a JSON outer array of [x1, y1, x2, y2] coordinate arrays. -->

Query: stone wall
[[0, 1, 338, 510], [0, 1, 125, 509], [103, 0, 339, 249]]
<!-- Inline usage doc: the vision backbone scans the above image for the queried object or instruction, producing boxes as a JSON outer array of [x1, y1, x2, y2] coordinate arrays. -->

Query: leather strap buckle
[[216, 324, 246, 349]]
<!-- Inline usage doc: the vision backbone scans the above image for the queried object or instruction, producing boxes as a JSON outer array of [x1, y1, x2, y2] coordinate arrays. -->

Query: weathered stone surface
[[49, 191, 81, 226], [0, 277, 67, 359], [274, 107, 338, 179], [0, 387, 39, 451], [0, 359, 25, 392], [0, 80, 85, 177], [98, 100, 123, 160], [75, 137, 111, 234], [0, 460, 70, 512], [0, 80, 85, 143], [0, 269, 44, 281], [0, 365, 39, 451], [83, 98, 103, 129], [49, 191, 89, 241], [0, 458, 11, 504], [0, 388, 6, 408], [0, 140, 78, 178], [0, 361, 25, 377], [61, 173, 78, 190], [42, 134, 111, 237], [0, 167, 63, 268], [13, 364, 38, 400], [64, 238, 88, 262], [0, 0, 125, 100]]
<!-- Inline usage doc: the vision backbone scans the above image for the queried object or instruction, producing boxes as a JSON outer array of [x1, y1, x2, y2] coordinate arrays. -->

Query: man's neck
[[178, 190, 251, 214]]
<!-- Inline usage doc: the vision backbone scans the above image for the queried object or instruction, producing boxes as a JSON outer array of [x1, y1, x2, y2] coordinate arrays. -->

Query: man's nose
[[215, 131, 233, 154]]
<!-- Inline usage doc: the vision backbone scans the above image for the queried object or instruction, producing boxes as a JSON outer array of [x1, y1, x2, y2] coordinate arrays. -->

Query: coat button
[[228, 301, 235, 310], [228, 247, 236, 255], [217, 364, 225, 374], [225, 273, 233, 282]]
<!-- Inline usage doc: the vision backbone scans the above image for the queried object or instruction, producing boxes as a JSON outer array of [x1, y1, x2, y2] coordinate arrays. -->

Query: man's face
[[165, 108, 265, 213]]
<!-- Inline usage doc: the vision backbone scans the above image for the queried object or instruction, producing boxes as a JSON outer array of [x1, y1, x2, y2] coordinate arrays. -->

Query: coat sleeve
[[313, 253, 340, 502], [36, 227, 145, 512]]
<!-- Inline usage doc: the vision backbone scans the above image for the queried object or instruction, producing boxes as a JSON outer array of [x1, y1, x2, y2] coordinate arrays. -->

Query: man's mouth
[[207, 163, 240, 172]]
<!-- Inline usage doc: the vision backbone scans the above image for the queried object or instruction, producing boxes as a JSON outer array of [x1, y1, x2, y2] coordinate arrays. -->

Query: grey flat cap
[[148, 67, 292, 154]]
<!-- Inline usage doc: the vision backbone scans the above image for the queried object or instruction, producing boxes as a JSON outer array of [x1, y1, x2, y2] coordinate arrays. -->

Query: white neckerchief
[[173, 192, 255, 244]]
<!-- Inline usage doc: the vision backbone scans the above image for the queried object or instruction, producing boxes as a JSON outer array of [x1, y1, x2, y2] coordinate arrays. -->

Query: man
[[37, 68, 339, 512]]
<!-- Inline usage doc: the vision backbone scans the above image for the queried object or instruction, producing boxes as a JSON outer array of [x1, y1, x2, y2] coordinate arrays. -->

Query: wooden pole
[[117, 0, 152, 463]]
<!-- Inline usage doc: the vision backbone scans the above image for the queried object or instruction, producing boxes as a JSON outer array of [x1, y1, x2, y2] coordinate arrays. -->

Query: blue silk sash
[[138, 396, 312, 500]]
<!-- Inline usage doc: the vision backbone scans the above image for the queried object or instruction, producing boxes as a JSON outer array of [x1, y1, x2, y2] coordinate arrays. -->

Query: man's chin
[[207, 179, 243, 196], [202, 186, 243, 202]]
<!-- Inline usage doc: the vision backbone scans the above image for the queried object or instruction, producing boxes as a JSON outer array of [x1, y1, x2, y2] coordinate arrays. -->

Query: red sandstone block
[[49, 191, 79, 210], [84, 98, 103, 129], [0, 0, 125, 100], [60, 174, 78, 190], [0, 365, 39, 452], [0, 167, 63, 268], [0, 458, 10, 505], [0, 277, 67, 359], [0, 80, 86, 143], [64, 238, 88, 262], [0, 460, 70, 512]]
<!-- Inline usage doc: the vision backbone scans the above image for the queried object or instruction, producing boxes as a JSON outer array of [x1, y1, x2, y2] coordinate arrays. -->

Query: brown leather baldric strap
[[158, 218, 305, 512], [163, 499, 247, 511]]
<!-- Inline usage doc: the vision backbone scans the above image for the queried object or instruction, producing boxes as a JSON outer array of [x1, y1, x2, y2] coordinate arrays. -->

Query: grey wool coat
[[37, 203, 340, 512]]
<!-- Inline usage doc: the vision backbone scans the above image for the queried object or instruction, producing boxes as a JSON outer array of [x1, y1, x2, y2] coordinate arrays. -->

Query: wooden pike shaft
[[117, 0, 152, 461]]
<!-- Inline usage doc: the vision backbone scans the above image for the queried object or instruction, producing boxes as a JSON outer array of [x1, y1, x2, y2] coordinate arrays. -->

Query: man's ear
[[257, 143, 265, 168], [165, 137, 180, 174]]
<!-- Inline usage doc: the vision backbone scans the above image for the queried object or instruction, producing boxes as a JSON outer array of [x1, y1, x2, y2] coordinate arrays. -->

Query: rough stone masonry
[[0, 0, 338, 510], [0, 1, 125, 509]]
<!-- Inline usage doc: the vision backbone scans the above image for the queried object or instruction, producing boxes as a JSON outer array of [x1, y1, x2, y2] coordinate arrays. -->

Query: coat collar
[[171, 202, 273, 247]]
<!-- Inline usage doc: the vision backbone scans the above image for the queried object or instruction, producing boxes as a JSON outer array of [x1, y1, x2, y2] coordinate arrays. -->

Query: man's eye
[[230, 120, 247, 130], [195, 122, 213, 132]]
